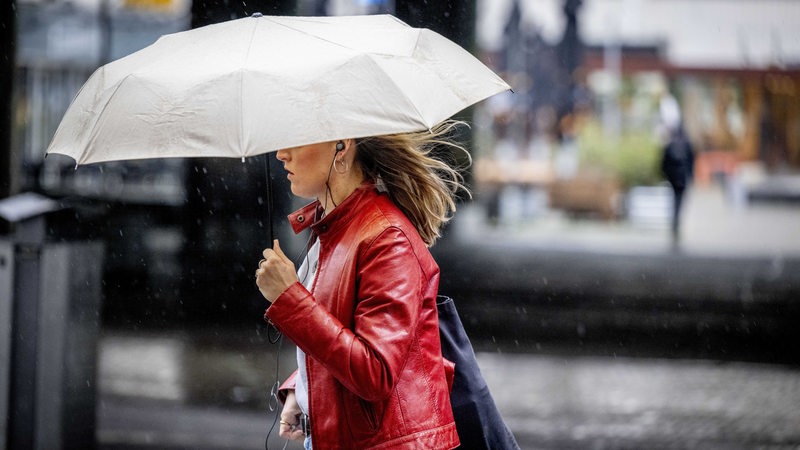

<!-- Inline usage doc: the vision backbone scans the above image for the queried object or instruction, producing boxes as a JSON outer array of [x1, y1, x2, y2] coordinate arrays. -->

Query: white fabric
[[295, 239, 320, 416], [46, 14, 510, 165]]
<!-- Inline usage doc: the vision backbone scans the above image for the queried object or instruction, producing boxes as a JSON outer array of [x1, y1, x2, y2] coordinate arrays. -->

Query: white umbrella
[[46, 13, 510, 165]]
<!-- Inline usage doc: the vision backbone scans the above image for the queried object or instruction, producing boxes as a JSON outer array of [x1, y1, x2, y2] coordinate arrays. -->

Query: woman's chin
[[289, 187, 316, 201]]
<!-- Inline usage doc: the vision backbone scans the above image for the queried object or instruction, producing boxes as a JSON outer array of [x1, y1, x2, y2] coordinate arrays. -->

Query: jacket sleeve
[[265, 226, 428, 402], [277, 370, 298, 405]]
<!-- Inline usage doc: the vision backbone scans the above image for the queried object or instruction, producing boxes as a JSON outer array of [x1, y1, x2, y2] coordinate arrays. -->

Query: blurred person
[[661, 125, 695, 241], [254, 122, 466, 450], [658, 93, 682, 139]]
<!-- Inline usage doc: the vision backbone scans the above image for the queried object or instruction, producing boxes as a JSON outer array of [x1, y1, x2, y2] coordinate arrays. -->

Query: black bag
[[437, 296, 520, 450]]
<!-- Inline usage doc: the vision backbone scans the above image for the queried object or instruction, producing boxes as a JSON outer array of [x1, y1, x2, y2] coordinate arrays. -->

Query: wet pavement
[[96, 327, 800, 450], [95, 185, 800, 449]]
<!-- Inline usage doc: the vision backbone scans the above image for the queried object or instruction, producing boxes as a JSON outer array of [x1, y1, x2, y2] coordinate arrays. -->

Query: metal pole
[[0, 242, 15, 450], [1, 0, 17, 202], [7, 238, 41, 450]]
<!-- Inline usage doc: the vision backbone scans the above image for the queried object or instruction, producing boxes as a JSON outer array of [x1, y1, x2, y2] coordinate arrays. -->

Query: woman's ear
[[339, 139, 356, 158]]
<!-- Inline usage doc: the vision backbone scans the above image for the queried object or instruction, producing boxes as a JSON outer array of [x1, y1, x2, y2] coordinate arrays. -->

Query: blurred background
[[2, 0, 799, 449]]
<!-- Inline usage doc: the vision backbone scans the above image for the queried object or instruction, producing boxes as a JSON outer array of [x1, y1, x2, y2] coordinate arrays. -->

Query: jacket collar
[[288, 181, 376, 235]]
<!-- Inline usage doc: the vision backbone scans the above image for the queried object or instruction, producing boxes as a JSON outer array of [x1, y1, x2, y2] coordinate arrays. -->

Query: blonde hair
[[355, 120, 471, 246]]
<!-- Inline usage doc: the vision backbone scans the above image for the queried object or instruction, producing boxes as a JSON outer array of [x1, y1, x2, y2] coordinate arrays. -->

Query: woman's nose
[[275, 149, 288, 162]]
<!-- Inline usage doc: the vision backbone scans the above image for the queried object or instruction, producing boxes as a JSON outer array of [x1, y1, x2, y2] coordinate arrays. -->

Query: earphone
[[335, 141, 344, 152]]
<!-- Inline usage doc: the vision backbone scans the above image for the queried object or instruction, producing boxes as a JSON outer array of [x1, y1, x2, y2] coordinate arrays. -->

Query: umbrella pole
[[264, 155, 274, 246]]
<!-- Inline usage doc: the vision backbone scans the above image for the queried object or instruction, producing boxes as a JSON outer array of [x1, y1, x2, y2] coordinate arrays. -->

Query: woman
[[254, 121, 468, 450]]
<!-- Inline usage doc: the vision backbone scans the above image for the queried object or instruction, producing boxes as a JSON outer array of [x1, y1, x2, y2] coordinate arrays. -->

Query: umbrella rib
[[367, 54, 433, 132], [239, 19, 263, 157], [261, 16, 397, 55], [404, 30, 434, 130], [80, 71, 140, 165]]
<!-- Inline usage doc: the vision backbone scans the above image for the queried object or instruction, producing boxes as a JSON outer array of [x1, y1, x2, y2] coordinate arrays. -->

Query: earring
[[334, 158, 348, 174]]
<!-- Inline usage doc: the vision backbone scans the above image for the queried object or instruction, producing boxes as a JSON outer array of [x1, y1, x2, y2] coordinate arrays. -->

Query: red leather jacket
[[265, 184, 459, 450]]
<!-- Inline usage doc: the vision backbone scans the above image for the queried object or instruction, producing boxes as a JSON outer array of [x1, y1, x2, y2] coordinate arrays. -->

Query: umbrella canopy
[[46, 14, 510, 165]]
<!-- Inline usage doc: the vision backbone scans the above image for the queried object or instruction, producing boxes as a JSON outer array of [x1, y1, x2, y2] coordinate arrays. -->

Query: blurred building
[[15, 0, 191, 203], [473, 0, 800, 222], [574, 0, 800, 182]]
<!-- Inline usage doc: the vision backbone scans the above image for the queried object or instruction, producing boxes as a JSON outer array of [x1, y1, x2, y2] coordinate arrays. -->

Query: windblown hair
[[355, 120, 472, 247]]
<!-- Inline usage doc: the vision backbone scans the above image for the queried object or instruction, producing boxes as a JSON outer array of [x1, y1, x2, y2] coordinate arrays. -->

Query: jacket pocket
[[358, 398, 379, 431], [342, 390, 384, 439]]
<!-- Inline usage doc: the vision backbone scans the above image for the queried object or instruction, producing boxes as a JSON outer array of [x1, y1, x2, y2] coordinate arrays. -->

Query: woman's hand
[[279, 390, 307, 442], [255, 239, 298, 302]]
